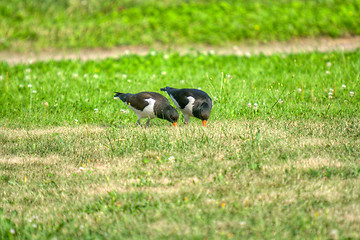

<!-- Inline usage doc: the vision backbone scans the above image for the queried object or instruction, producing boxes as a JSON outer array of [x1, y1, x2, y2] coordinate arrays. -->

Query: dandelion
[[28, 84, 32, 88], [253, 103, 258, 110], [32, 90, 37, 94], [163, 54, 169, 60], [122, 74, 127, 79], [19, 84, 24, 88], [180, 80, 185, 84], [150, 50, 156, 56], [93, 74, 99, 79], [349, 91, 354, 97], [278, 98, 283, 104], [0, 75, 3, 80], [326, 70, 330, 74], [247, 103, 252, 108], [72, 73, 79, 78], [326, 62, 332, 67], [10, 229, 15, 234], [94, 108, 98, 113], [168, 156, 175, 163], [161, 71, 167, 75], [75, 119, 79, 122], [26, 68, 31, 73], [341, 84, 346, 89]]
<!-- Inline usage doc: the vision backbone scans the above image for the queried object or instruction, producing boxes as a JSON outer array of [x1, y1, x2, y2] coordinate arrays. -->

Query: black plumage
[[160, 87, 213, 126], [114, 92, 179, 126]]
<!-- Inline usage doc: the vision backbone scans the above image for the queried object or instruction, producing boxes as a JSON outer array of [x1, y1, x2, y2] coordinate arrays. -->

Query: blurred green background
[[1, 0, 360, 52]]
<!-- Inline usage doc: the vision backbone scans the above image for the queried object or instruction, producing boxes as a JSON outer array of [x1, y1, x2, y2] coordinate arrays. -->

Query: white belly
[[128, 98, 156, 119]]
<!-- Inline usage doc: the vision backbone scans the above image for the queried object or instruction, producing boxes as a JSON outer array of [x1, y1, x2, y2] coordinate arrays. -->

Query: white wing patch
[[182, 96, 195, 117], [128, 98, 156, 120]]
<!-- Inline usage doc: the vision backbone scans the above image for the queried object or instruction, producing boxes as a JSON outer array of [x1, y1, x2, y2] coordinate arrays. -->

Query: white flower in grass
[[161, 71, 167, 75], [79, 167, 85, 171], [26, 68, 31, 73], [341, 84, 346, 89], [208, 49, 215, 55], [120, 109, 129, 114], [253, 103, 258, 110], [83, 74, 88, 78], [32, 224, 37, 228], [94, 108, 98, 113], [330, 229, 339, 240], [122, 74, 127, 79], [57, 71, 62, 76], [72, 73, 78, 78], [75, 119, 79, 122], [326, 62, 332, 67], [19, 84, 24, 88], [329, 88, 334, 92], [114, 97, 118, 100], [163, 54, 169, 60], [326, 70, 330, 74], [226, 74, 232, 79], [25, 75, 30, 80], [124, 50, 130, 55], [278, 98, 283, 104], [93, 74, 99, 79], [28, 84, 32, 88], [240, 221, 246, 227], [0, 75, 3, 80], [297, 88, 302, 93], [349, 91, 354, 97], [247, 103, 252, 108], [180, 80, 185, 84], [168, 156, 175, 163], [10, 229, 15, 234], [32, 90, 37, 94], [197, 87, 202, 90], [213, 96, 218, 102], [127, 79, 132, 83], [150, 50, 156, 56]]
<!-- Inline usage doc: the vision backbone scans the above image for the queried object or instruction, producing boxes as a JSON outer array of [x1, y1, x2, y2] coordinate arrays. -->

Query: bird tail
[[160, 87, 170, 92], [114, 92, 130, 102]]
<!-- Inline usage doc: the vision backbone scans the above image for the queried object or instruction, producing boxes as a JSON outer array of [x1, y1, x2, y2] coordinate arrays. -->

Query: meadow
[[1, 0, 360, 51], [0, 50, 359, 239]]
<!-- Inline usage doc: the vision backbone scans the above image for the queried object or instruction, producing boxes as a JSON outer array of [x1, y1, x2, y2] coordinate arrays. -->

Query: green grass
[[1, 0, 360, 51], [0, 51, 359, 239]]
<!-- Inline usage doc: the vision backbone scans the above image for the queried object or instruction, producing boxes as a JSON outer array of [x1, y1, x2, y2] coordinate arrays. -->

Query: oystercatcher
[[114, 92, 179, 126], [160, 87, 213, 126]]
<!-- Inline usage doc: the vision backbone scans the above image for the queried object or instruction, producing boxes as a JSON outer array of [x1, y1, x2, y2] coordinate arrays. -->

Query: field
[[1, 51, 359, 239], [1, 0, 360, 51]]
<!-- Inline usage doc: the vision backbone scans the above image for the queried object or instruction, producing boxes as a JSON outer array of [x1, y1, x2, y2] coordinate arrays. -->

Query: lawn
[[1, 0, 360, 51], [0, 51, 359, 239]]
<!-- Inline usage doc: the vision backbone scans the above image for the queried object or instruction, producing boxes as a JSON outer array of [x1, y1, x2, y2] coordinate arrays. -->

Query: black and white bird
[[114, 92, 179, 126], [160, 87, 213, 126]]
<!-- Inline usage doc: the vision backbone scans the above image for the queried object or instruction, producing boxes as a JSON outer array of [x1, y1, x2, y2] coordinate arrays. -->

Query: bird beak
[[202, 120, 207, 127], [172, 122, 178, 127]]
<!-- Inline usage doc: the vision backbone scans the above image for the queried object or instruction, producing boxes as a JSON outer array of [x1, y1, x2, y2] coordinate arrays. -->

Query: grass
[[0, 50, 359, 239], [1, 0, 360, 51]]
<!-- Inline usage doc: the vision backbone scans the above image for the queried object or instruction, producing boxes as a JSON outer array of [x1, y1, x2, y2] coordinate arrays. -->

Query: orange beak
[[202, 120, 207, 127], [172, 122, 178, 127]]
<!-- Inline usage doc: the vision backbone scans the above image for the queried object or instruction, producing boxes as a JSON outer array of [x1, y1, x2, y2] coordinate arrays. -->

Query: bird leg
[[146, 118, 151, 127], [184, 115, 190, 125], [136, 118, 141, 126]]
